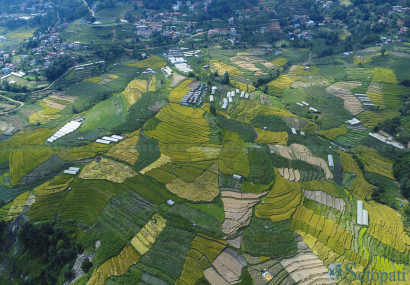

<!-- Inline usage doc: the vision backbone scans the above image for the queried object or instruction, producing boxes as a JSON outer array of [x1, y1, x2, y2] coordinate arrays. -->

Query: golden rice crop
[[210, 60, 242, 76], [255, 129, 288, 145], [318, 124, 347, 140]]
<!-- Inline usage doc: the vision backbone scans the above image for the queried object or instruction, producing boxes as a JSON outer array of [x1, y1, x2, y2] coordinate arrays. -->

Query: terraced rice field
[[56, 142, 111, 161], [128, 56, 167, 69], [365, 201, 410, 255], [300, 180, 342, 198], [334, 128, 369, 148], [219, 131, 250, 177], [271, 56, 288, 67], [255, 129, 288, 145], [4, 191, 29, 221], [168, 79, 194, 103], [302, 189, 345, 213], [366, 81, 384, 108], [357, 110, 399, 128], [210, 60, 242, 76], [131, 214, 166, 254], [145, 104, 211, 145], [255, 169, 302, 222], [383, 83, 408, 110], [166, 163, 219, 201], [318, 124, 347, 140], [230, 55, 266, 75], [371, 67, 398, 84], [84, 77, 104, 84], [106, 131, 140, 164], [221, 191, 267, 236], [29, 101, 62, 124], [325, 81, 363, 115], [277, 168, 301, 182], [205, 248, 246, 284], [338, 151, 376, 199], [79, 158, 137, 183], [176, 235, 227, 285], [267, 75, 295, 94], [352, 145, 394, 179], [230, 80, 256, 92], [269, 144, 333, 179]]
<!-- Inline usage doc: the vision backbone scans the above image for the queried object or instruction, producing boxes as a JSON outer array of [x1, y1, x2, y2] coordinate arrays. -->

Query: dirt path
[[0, 94, 24, 115], [82, 0, 95, 17]]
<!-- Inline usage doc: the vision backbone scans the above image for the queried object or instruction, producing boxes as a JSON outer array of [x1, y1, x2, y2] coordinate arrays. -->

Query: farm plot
[[325, 81, 363, 115], [210, 60, 242, 76], [56, 142, 111, 161], [130, 214, 166, 254], [219, 131, 250, 178], [87, 244, 141, 285], [140, 226, 195, 282], [267, 75, 295, 95], [165, 163, 219, 202], [79, 158, 137, 183], [229, 80, 256, 92], [365, 201, 410, 255], [170, 73, 187, 88], [269, 144, 333, 179], [79, 93, 128, 132], [371, 67, 398, 84], [248, 258, 294, 285], [128, 56, 167, 69], [58, 179, 122, 225], [255, 168, 302, 222], [318, 124, 347, 140], [230, 55, 267, 75], [139, 154, 171, 174], [383, 83, 409, 110], [29, 189, 68, 221], [255, 129, 288, 145], [357, 110, 399, 128], [302, 189, 345, 213], [290, 205, 353, 255], [300, 180, 342, 198], [83, 77, 104, 84], [338, 151, 376, 199], [243, 217, 297, 257], [168, 79, 194, 103], [352, 145, 394, 179], [271, 56, 288, 67], [291, 75, 329, 88], [29, 101, 62, 124], [4, 191, 29, 221], [204, 248, 246, 284], [221, 190, 267, 237], [334, 128, 369, 148], [42, 97, 69, 110], [277, 168, 301, 182], [176, 235, 227, 285], [122, 79, 147, 108], [106, 131, 140, 164], [281, 251, 335, 284], [366, 81, 384, 108], [145, 103, 211, 144]]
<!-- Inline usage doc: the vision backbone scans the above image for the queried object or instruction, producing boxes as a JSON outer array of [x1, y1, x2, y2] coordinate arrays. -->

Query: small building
[[328, 155, 334, 168], [262, 271, 273, 282], [346, 118, 361, 125], [210, 95, 214, 102], [291, 128, 297, 135], [232, 174, 242, 180], [357, 200, 363, 225], [167, 199, 175, 206]]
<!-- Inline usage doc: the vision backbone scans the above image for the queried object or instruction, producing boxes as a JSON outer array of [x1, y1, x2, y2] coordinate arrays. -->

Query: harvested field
[[280, 251, 335, 284], [79, 158, 137, 183], [325, 81, 363, 115], [205, 248, 246, 284], [166, 163, 219, 202], [255, 129, 288, 145], [106, 131, 140, 164], [302, 189, 345, 213], [221, 190, 267, 236], [186, 80, 200, 90], [230, 56, 266, 75], [291, 75, 329, 88], [49, 94, 76, 103], [170, 73, 186, 88], [277, 168, 301, 182], [269, 144, 333, 179]]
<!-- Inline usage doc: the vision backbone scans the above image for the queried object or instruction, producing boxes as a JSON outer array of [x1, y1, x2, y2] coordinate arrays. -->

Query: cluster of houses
[[180, 83, 205, 107], [221, 89, 250, 110], [296, 101, 318, 113]]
